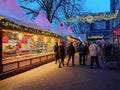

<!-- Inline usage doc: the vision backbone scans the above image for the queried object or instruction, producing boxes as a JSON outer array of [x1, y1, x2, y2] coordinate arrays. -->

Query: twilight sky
[[84, 0, 110, 13]]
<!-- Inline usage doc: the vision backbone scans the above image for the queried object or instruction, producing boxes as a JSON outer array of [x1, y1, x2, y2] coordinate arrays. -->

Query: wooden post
[[0, 27, 3, 73]]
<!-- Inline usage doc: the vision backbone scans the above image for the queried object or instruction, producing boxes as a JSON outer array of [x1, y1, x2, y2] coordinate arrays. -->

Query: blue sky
[[84, 0, 110, 13]]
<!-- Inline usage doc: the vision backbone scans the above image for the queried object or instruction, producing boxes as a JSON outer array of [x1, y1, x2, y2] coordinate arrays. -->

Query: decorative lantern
[[60, 22, 64, 27]]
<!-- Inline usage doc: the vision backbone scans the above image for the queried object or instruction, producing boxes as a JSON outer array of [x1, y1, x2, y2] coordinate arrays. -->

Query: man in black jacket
[[53, 42, 59, 64], [67, 42, 75, 66], [78, 42, 86, 66], [58, 42, 65, 68]]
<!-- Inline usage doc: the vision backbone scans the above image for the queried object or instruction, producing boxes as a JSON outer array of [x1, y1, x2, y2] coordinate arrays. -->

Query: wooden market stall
[[0, 0, 60, 79], [0, 16, 60, 79]]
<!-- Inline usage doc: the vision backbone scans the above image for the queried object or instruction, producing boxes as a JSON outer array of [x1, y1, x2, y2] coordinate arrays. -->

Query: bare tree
[[60, 0, 87, 34], [17, 0, 86, 34], [17, 0, 63, 22], [62, 0, 85, 24]]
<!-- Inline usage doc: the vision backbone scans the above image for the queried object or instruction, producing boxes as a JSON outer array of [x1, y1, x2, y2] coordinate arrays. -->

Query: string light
[[0, 17, 60, 38], [67, 10, 119, 23]]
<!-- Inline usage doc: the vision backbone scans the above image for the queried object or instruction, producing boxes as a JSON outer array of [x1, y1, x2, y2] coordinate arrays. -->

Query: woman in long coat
[[89, 42, 100, 68]]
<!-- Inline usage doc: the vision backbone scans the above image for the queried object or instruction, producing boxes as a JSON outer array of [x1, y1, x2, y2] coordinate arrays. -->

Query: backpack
[[79, 44, 84, 54]]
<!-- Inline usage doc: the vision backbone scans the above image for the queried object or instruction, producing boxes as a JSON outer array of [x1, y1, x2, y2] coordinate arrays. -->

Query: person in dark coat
[[84, 43, 89, 61], [78, 42, 86, 66], [66, 42, 75, 66], [53, 42, 59, 64], [58, 42, 65, 68]]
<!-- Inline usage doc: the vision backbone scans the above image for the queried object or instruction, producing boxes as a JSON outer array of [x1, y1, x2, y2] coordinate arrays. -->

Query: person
[[58, 42, 65, 68], [104, 41, 113, 63], [100, 43, 106, 63], [78, 42, 86, 66], [84, 43, 89, 61], [89, 41, 100, 69], [66, 42, 75, 66], [53, 42, 59, 64]]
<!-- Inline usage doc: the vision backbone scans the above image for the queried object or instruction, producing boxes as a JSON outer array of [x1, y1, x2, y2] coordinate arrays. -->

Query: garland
[[0, 16, 60, 38], [67, 10, 119, 23]]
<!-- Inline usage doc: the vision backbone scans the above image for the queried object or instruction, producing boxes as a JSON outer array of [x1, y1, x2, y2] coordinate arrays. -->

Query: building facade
[[110, 0, 120, 30], [87, 13, 111, 41], [110, 0, 120, 69]]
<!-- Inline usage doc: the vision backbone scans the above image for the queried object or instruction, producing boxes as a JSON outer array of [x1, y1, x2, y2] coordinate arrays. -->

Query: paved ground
[[0, 53, 120, 90]]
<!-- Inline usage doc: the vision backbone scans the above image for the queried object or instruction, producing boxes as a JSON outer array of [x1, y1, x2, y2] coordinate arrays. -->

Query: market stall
[[57, 25, 80, 51], [0, 17, 60, 77], [0, 0, 60, 79]]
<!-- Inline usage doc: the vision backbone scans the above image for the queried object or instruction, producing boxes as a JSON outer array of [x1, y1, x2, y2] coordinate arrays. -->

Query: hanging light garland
[[68, 10, 119, 23], [0, 16, 60, 37]]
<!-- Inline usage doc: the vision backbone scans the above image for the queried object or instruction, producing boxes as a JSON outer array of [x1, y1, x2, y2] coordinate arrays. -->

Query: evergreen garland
[[0, 16, 60, 38]]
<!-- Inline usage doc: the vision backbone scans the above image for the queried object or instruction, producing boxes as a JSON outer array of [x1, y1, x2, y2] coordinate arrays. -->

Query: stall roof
[[57, 23, 72, 36], [0, 0, 46, 31], [34, 9, 59, 34]]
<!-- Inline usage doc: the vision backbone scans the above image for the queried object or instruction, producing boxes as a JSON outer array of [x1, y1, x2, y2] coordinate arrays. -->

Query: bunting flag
[[67, 26, 72, 33]]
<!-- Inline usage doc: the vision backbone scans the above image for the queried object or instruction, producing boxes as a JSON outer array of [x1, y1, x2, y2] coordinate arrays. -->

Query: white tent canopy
[[0, 0, 78, 37], [34, 9, 59, 34], [0, 0, 46, 31], [58, 25, 78, 38], [57, 23, 72, 36]]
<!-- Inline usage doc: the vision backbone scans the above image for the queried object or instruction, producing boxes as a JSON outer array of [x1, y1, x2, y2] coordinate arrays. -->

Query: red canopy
[[113, 28, 120, 35]]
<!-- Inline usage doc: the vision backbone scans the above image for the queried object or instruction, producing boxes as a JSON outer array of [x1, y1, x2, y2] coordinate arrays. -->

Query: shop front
[[0, 20, 60, 79]]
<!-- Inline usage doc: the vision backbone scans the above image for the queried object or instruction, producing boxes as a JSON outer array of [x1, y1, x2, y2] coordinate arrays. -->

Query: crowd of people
[[53, 40, 115, 68]]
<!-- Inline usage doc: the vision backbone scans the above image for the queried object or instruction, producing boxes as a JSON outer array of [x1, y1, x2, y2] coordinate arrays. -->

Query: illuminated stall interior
[[0, 14, 60, 79], [0, 0, 61, 78], [2, 29, 60, 64]]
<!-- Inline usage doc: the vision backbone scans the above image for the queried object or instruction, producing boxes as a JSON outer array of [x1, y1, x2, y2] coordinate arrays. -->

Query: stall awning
[[0, 0, 46, 31]]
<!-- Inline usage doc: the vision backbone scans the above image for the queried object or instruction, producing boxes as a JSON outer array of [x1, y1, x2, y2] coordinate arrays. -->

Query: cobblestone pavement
[[0, 53, 120, 90]]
